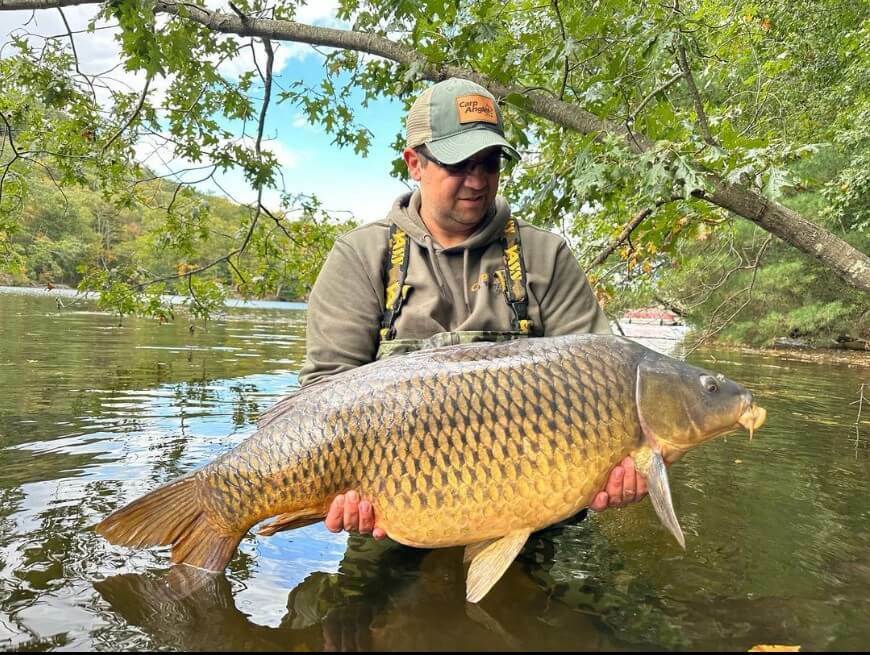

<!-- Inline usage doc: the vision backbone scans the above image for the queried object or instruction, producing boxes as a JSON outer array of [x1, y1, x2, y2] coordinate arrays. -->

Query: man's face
[[403, 146, 502, 234]]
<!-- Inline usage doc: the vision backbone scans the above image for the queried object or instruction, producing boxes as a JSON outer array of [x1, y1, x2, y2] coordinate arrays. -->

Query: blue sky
[[204, 47, 413, 222]]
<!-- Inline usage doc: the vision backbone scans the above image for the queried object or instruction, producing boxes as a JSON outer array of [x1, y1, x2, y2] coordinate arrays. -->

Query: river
[[1, 287, 868, 651]]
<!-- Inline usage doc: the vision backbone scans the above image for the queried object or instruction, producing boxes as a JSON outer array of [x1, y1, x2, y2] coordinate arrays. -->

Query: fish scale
[[97, 334, 766, 602]]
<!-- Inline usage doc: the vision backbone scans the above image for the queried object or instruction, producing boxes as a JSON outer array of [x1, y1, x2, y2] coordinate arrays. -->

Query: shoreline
[[721, 343, 870, 369], [3, 285, 865, 366], [0, 284, 307, 310]]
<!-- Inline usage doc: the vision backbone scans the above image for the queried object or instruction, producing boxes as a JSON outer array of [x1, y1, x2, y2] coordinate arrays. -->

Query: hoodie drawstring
[[423, 234, 451, 301], [462, 248, 471, 313]]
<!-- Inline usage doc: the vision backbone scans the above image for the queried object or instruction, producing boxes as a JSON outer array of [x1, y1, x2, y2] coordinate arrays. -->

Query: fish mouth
[[737, 404, 767, 440]]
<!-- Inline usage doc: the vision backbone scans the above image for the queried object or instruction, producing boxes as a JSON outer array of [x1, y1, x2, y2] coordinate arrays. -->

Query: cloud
[[261, 139, 299, 170], [2, 2, 348, 88], [209, 0, 349, 79]]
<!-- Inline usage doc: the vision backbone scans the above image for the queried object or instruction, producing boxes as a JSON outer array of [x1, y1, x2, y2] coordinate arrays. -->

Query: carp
[[97, 334, 766, 602]]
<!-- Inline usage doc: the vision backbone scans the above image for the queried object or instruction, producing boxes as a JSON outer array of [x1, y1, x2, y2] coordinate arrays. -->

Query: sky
[[1, 1, 411, 223]]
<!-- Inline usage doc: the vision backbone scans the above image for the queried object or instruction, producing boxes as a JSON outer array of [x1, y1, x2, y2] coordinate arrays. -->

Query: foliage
[[3, 167, 356, 322], [0, 0, 867, 339], [652, 148, 870, 346]]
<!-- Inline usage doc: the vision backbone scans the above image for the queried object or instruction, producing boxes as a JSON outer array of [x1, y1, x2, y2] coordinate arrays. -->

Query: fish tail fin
[[96, 475, 245, 572]]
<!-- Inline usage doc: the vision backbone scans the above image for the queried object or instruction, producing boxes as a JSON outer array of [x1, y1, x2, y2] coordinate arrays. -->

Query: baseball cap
[[405, 78, 520, 164]]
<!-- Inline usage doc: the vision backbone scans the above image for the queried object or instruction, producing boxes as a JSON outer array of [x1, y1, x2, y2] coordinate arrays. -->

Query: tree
[[0, 0, 867, 322]]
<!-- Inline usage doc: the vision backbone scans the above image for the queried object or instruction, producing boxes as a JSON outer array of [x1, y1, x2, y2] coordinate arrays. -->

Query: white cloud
[[209, 0, 348, 78], [261, 138, 300, 169]]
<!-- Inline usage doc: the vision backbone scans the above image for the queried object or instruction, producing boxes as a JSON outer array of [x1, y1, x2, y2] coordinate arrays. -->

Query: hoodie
[[299, 190, 611, 387]]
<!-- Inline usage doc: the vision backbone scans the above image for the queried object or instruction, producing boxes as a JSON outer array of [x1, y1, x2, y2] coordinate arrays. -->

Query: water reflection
[[1, 289, 869, 651], [94, 533, 634, 652]]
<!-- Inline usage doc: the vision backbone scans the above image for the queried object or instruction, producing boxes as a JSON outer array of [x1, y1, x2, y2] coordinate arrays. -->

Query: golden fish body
[[97, 334, 765, 601], [206, 335, 640, 548]]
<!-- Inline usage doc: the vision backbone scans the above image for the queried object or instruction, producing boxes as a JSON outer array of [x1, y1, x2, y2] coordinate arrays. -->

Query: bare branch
[[133, 226, 255, 291], [254, 38, 274, 157], [0, 0, 85, 8], [0, 111, 22, 206], [551, 0, 569, 101], [676, 40, 717, 146], [682, 235, 773, 355], [629, 73, 682, 124], [57, 7, 97, 104], [585, 195, 682, 271], [102, 73, 153, 153]]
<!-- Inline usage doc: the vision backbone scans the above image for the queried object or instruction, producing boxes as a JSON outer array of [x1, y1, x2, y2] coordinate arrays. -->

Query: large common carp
[[97, 334, 766, 602]]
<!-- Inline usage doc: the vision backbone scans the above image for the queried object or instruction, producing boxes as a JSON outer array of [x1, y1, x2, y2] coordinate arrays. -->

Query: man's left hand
[[589, 456, 648, 511]]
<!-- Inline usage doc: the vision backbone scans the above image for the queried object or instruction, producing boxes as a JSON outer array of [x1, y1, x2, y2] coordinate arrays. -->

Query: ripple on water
[[2, 289, 869, 650]]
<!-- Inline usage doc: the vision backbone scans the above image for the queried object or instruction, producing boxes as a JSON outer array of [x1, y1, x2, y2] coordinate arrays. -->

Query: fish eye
[[701, 375, 719, 393]]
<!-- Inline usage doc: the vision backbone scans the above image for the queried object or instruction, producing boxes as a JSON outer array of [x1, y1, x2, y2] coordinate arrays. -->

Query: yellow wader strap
[[380, 224, 411, 341], [498, 217, 533, 335]]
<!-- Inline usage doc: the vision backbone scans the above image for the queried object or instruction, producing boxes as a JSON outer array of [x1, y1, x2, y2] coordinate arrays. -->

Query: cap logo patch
[[456, 94, 498, 125]]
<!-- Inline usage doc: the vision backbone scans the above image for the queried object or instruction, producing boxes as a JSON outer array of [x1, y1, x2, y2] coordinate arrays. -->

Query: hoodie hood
[[387, 189, 511, 252]]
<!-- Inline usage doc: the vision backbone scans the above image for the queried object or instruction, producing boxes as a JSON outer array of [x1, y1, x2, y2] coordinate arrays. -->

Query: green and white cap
[[406, 78, 520, 164]]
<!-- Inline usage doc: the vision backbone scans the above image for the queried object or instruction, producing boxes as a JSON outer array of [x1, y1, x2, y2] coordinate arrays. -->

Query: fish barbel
[[97, 334, 766, 602]]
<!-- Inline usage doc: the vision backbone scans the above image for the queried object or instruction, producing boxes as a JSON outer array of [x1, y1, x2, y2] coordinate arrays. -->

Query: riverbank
[[3, 285, 866, 367], [0, 284, 306, 311], [725, 344, 870, 369]]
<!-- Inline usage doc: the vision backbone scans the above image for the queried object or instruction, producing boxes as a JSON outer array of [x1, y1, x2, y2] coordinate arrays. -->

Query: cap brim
[[426, 128, 520, 164]]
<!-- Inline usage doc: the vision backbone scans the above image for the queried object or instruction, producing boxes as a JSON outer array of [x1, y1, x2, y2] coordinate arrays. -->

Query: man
[[300, 78, 647, 540]]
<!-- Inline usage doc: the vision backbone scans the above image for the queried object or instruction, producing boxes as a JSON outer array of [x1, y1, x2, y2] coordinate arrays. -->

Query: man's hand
[[589, 456, 648, 511], [325, 457, 647, 537], [325, 490, 387, 540]]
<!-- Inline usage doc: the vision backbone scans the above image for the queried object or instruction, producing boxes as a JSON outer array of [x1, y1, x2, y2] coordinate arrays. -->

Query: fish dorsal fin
[[633, 446, 685, 548], [464, 531, 530, 603]]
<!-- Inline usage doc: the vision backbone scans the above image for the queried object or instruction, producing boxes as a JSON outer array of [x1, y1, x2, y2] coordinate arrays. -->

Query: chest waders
[[376, 218, 533, 360], [374, 219, 590, 530]]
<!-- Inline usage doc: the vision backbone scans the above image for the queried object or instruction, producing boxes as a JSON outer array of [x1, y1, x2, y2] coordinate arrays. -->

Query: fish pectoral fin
[[464, 531, 530, 603], [257, 509, 324, 537], [634, 447, 685, 549]]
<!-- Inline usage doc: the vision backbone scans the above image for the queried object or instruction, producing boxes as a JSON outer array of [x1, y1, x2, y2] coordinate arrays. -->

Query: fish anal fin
[[464, 531, 530, 603], [256, 509, 325, 537], [463, 538, 498, 564]]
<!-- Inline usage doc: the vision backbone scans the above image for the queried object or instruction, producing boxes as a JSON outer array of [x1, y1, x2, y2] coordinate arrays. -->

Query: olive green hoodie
[[299, 190, 610, 387]]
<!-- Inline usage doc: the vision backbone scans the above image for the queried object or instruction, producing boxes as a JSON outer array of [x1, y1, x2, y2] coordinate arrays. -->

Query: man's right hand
[[325, 490, 387, 540]]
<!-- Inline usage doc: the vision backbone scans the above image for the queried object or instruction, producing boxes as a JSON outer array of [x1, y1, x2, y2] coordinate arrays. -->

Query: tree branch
[[629, 73, 682, 124], [551, 0, 569, 101], [57, 6, 97, 104], [585, 195, 682, 271], [676, 40, 717, 146], [0, 111, 22, 206], [254, 37, 274, 157], [682, 235, 772, 355], [102, 73, 153, 153]]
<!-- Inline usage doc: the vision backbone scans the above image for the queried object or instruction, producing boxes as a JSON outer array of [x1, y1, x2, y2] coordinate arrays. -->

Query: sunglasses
[[416, 147, 506, 175]]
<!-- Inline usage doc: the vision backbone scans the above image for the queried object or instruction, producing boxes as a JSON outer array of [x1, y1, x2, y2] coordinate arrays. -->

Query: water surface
[[1, 287, 868, 651]]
